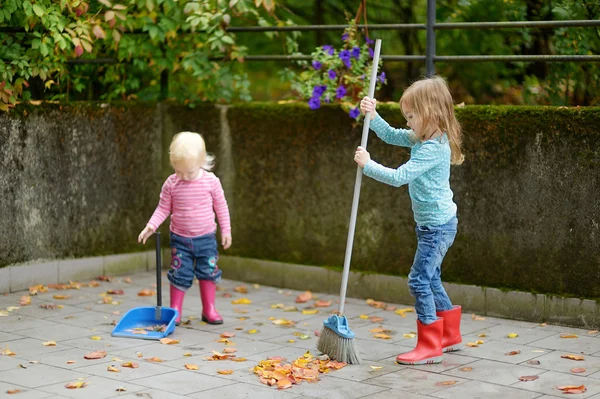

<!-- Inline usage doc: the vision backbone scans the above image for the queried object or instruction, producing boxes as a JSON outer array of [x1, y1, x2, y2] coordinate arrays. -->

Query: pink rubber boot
[[436, 305, 463, 352], [396, 318, 444, 365], [199, 280, 223, 325], [170, 284, 185, 325]]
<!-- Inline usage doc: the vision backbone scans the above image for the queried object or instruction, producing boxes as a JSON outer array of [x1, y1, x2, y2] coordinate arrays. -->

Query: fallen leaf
[[295, 291, 312, 303], [123, 277, 132, 284], [561, 354, 585, 361], [91, 336, 102, 341], [471, 314, 486, 321], [507, 333, 519, 338], [301, 309, 318, 315], [518, 375, 539, 381], [217, 369, 233, 375], [528, 360, 541, 365], [220, 332, 236, 338], [116, 387, 127, 392], [137, 289, 155, 297], [384, 305, 396, 311], [359, 314, 369, 319], [53, 295, 71, 300], [29, 284, 48, 295], [6, 306, 20, 312], [557, 385, 587, 394], [466, 342, 480, 347], [587, 330, 599, 335], [373, 333, 392, 340], [436, 381, 457, 386], [314, 300, 332, 307], [231, 357, 247, 362], [185, 364, 199, 370], [283, 306, 298, 312], [395, 308, 414, 317], [287, 339, 295, 343], [231, 298, 252, 305], [39, 304, 58, 310], [477, 333, 487, 337], [145, 357, 164, 362], [460, 367, 473, 371], [7, 389, 22, 394], [366, 298, 386, 308], [107, 365, 120, 372], [560, 333, 578, 339], [277, 377, 292, 389], [121, 362, 139, 368], [505, 350, 521, 356], [107, 289, 124, 295], [65, 381, 87, 389], [247, 329, 258, 334], [370, 316, 385, 323], [234, 285, 248, 293], [18, 364, 26, 369], [84, 350, 107, 359], [159, 338, 180, 345], [19, 295, 31, 306], [223, 348, 237, 353], [88, 280, 100, 287], [369, 366, 383, 370], [67, 360, 76, 364], [475, 340, 485, 345], [403, 333, 416, 339], [29, 360, 39, 364], [571, 368, 586, 373], [272, 319, 295, 326]]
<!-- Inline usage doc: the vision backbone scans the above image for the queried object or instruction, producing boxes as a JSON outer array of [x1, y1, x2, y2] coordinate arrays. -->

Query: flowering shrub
[[291, 22, 385, 120]]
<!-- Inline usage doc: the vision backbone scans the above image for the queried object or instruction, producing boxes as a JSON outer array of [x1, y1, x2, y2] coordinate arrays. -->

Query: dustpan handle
[[339, 39, 382, 316], [155, 232, 162, 308]]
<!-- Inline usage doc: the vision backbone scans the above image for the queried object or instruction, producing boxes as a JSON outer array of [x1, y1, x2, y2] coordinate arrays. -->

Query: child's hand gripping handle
[[338, 39, 382, 316]]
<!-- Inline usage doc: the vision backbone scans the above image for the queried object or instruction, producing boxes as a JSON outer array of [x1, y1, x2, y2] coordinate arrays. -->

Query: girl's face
[[173, 159, 201, 181], [401, 103, 422, 136]]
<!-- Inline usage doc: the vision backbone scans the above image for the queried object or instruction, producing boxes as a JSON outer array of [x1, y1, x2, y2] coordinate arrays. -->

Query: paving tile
[[0, 381, 55, 399], [75, 355, 178, 381], [518, 351, 600, 377], [443, 359, 547, 385], [14, 302, 87, 319], [13, 321, 96, 341], [0, 329, 27, 342], [0, 337, 68, 358], [364, 368, 469, 395], [378, 352, 480, 373], [528, 334, 600, 355], [457, 339, 547, 364], [39, 375, 148, 399], [59, 334, 151, 352], [29, 346, 114, 370], [129, 370, 231, 395], [276, 375, 388, 399], [107, 389, 195, 399], [509, 370, 600, 397], [430, 380, 541, 399], [187, 382, 301, 398], [0, 362, 90, 388], [467, 323, 558, 346], [0, 314, 60, 332]]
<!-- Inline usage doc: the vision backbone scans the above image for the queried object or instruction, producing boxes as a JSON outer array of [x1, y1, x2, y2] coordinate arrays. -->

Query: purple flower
[[339, 49, 350, 61], [312, 60, 322, 70], [379, 72, 386, 83], [360, 74, 365, 80], [324, 96, 331, 103], [366, 37, 374, 45], [344, 58, 352, 68], [368, 47, 374, 58], [351, 46, 360, 59], [342, 33, 349, 41], [322, 45, 334, 55], [327, 69, 336, 80], [308, 97, 321, 110], [349, 107, 360, 119], [335, 86, 347, 99], [312, 85, 327, 97]]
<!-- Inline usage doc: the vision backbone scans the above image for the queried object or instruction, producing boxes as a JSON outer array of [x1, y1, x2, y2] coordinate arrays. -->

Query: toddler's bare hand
[[354, 146, 371, 168], [138, 225, 155, 244], [222, 234, 232, 250], [360, 97, 377, 120]]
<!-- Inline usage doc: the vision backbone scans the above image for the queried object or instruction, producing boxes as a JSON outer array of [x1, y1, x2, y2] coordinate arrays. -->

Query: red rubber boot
[[169, 284, 185, 325], [199, 280, 223, 325], [396, 318, 443, 365], [436, 305, 462, 352]]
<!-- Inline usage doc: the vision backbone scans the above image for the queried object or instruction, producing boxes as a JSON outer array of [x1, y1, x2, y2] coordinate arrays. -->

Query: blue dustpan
[[112, 232, 178, 340]]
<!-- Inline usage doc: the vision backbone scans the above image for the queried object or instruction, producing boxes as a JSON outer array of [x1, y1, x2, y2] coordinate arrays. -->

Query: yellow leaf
[[42, 341, 57, 346], [145, 357, 164, 362], [560, 333, 578, 339], [53, 295, 71, 300], [65, 381, 87, 389], [288, 339, 295, 343], [359, 314, 369, 319], [217, 369, 233, 375], [231, 298, 252, 305], [247, 329, 258, 334], [19, 295, 31, 306], [272, 319, 295, 326], [561, 354, 585, 361], [91, 336, 102, 341], [234, 285, 248, 293], [475, 340, 485, 345], [183, 353, 192, 357], [271, 303, 284, 309], [302, 309, 318, 315], [159, 338, 180, 345], [460, 367, 473, 371], [185, 364, 199, 370], [467, 342, 479, 347], [507, 333, 518, 338], [121, 362, 139, 368], [369, 366, 383, 370], [395, 308, 414, 317], [403, 333, 416, 339], [471, 314, 486, 321], [477, 333, 487, 337], [112, 357, 122, 361], [436, 380, 457, 386], [373, 333, 392, 339], [107, 365, 120, 372]]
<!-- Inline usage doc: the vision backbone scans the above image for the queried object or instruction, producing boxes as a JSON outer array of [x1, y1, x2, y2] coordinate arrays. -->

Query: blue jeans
[[167, 232, 222, 290], [408, 215, 457, 325]]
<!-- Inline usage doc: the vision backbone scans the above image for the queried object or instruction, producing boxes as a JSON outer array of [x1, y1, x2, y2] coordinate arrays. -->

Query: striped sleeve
[[211, 176, 231, 235], [147, 178, 172, 230]]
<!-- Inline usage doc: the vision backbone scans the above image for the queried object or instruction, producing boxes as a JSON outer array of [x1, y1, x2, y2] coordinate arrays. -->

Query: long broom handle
[[155, 232, 162, 320], [338, 39, 382, 316]]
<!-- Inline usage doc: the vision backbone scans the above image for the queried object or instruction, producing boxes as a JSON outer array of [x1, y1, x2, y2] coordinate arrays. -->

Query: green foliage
[[0, 0, 291, 110], [290, 21, 385, 120]]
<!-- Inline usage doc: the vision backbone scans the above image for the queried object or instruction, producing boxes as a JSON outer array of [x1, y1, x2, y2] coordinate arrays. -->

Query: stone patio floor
[[1, 270, 599, 399]]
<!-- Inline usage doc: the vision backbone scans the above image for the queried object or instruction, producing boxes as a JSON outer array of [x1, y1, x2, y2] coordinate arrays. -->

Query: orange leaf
[[107, 289, 124, 295], [505, 350, 521, 356], [121, 362, 139, 368], [107, 365, 120, 372], [53, 295, 71, 300], [571, 368, 586, 373], [557, 385, 587, 394], [19, 295, 31, 306], [560, 333, 578, 339], [7, 389, 22, 394], [84, 350, 107, 359], [373, 333, 392, 339], [138, 289, 155, 297], [435, 380, 457, 386], [234, 285, 248, 293], [159, 338, 179, 345], [561, 354, 585, 361], [66, 360, 76, 364], [314, 300, 332, 307], [518, 375, 539, 381], [185, 364, 199, 370], [295, 291, 312, 303], [366, 298, 386, 308], [471, 314, 486, 321], [220, 332, 236, 338], [223, 348, 237, 353], [370, 316, 385, 323], [231, 357, 247, 362], [145, 357, 164, 362], [217, 369, 233, 375], [277, 377, 293, 389], [65, 381, 87, 389], [460, 367, 473, 371]]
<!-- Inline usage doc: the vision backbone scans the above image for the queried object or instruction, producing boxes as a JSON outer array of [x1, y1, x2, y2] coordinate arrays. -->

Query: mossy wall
[[1, 103, 598, 299]]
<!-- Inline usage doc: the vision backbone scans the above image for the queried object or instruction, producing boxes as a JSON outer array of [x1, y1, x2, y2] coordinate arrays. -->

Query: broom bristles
[[317, 325, 361, 364]]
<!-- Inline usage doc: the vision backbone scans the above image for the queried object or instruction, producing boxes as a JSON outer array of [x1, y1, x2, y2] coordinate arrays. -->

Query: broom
[[317, 39, 382, 365]]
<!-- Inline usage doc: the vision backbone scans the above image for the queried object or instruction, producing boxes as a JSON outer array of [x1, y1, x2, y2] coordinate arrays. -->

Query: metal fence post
[[426, 0, 436, 77], [160, 70, 168, 101]]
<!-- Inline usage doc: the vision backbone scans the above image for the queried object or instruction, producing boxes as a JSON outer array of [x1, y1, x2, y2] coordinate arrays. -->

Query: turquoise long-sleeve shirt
[[363, 114, 457, 227]]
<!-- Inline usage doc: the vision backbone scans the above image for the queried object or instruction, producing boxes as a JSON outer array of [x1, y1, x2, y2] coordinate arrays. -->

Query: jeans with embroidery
[[168, 232, 222, 290], [408, 215, 457, 325]]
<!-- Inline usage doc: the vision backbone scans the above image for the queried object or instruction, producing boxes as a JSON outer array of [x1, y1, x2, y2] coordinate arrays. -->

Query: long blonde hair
[[169, 131, 215, 171], [400, 76, 464, 165]]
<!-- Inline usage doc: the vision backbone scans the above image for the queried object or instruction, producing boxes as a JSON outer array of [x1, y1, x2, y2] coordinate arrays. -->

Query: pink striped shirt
[[147, 171, 231, 238]]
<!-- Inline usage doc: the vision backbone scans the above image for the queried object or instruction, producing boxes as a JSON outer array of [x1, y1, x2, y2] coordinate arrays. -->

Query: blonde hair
[[400, 76, 464, 165], [169, 131, 215, 171]]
